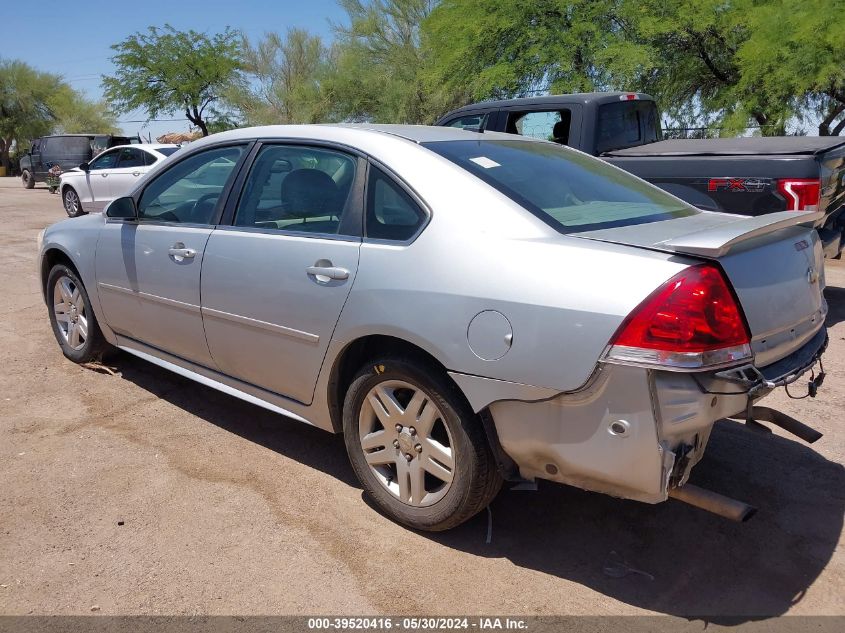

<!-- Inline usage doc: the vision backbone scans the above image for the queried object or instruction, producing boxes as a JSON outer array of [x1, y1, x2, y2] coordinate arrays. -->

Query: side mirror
[[106, 196, 137, 219], [79, 162, 90, 172]]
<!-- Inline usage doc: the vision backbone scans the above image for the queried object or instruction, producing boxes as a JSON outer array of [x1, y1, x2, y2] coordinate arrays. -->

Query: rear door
[[200, 142, 363, 405]]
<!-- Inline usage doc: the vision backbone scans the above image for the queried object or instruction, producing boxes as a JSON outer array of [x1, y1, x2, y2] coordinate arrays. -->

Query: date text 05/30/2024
[[307, 617, 528, 630]]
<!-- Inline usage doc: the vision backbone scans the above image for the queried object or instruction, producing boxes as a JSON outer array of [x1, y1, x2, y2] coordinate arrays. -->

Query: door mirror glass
[[106, 196, 137, 219]]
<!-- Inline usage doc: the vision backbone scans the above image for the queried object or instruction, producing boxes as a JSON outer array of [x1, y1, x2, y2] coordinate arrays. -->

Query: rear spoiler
[[656, 211, 823, 257]]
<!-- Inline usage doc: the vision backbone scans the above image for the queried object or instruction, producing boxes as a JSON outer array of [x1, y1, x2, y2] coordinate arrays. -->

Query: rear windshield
[[156, 147, 179, 157], [596, 101, 660, 153], [424, 139, 696, 233]]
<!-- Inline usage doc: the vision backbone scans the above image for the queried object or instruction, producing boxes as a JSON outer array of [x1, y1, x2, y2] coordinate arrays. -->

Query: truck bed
[[605, 136, 845, 157]]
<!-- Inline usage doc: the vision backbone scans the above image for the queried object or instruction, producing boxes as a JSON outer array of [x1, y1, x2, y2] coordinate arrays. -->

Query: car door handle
[[168, 246, 196, 260], [306, 265, 349, 281], [132, 171, 140, 177]]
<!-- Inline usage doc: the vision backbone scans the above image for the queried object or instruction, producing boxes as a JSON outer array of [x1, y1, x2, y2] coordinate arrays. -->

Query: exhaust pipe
[[668, 484, 757, 522], [740, 406, 823, 444]]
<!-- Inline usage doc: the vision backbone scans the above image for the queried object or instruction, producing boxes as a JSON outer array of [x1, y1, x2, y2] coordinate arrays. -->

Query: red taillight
[[777, 178, 821, 211], [606, 265, 751, 369]]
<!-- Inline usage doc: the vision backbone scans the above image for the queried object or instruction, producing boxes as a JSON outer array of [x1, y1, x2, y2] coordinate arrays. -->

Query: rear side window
[[116, 147, 145, 168], [424, 139, 696, 233], [506, 110, 572, 145], [366, 166, 426, 241], [596, 101, 660, 153], [234, 144, 358, 236], [445, 113, 489, 130]]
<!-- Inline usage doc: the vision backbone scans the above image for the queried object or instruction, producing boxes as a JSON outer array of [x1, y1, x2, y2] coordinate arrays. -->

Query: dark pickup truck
[[436, 92, 845, 257]]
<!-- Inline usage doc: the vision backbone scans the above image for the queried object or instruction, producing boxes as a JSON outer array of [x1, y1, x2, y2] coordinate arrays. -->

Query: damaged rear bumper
[[484, 326, 828, 507]]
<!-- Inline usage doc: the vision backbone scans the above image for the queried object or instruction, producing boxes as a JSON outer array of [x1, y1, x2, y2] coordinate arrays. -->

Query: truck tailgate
[[576, 211, 827, 366]]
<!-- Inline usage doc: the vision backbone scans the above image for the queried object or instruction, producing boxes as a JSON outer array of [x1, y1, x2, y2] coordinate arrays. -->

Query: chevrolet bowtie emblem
[[807, 267, 820, 284]]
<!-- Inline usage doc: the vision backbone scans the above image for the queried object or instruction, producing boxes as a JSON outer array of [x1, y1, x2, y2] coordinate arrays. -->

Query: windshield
[[423, 139, 696, 233], [156, 147, 179, 157]]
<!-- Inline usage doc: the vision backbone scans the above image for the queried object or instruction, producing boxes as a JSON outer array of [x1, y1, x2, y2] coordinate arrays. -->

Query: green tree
[[424, 0, 623, 102], [325, 0, 460, 123], [236, 29, 333, 125], [0, 59, 62, 171], [424, 0, 845, 135], [51, 86, 120, 135], [730, 0, 845, 136], [102, 25, 245, 136]]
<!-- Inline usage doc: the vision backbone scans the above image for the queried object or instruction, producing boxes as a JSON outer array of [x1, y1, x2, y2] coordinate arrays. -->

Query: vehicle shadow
[[107, 354, 843, 623], [425, 419, 844, 622], [824, 285, 845, 328], [110, 354, 359, 488]]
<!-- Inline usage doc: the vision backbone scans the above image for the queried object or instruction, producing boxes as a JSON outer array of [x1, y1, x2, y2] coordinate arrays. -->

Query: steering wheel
[[190, 193, 220, 223]]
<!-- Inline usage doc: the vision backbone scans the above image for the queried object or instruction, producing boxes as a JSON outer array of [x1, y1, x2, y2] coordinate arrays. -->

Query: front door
[[81, 148, 119, 212], [95, 144, 248, 367], [201, 143, 363, 404], [108, 147, 148, 199]]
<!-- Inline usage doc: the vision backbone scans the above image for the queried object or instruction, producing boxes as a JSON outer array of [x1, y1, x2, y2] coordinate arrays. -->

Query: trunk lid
[[576, 211, 827, 367]]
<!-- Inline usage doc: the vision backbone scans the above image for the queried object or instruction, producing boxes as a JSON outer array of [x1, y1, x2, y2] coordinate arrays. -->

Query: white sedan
[[59, 144, 180, 217]]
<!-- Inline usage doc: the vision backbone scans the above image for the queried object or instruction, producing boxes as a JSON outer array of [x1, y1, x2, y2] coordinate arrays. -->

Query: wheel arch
[[325, 334, 518, 478], [41, 247, 80, 304]]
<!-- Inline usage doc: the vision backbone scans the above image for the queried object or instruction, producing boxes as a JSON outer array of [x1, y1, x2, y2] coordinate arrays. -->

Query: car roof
[[437, 92, 654, 119], [185, 124, 525, 148], [105, 143, 179, 152]]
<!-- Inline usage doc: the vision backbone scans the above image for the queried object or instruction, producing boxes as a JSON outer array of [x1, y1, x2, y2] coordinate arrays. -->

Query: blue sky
[[5, 0, 347, 139]]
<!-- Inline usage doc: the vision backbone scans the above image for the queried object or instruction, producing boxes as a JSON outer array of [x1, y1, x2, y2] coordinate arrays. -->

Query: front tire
[[63, 187, 85, 217], [46, 264, 110, 363], [343, 356, 502, 531], [22, 169, 35, 189]]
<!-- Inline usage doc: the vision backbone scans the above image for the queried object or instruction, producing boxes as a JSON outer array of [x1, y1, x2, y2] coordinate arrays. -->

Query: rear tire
[[63, 187, 85, 217], [22, 170, 35, 189], [342, 355, 502, 531], [46, 264, 111, 363]]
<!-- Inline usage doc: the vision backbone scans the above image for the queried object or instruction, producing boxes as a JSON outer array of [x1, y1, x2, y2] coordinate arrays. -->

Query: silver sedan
[[38, 125, 830, 530]]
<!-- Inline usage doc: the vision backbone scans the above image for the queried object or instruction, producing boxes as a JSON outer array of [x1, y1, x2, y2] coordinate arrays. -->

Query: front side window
[[234, 144, 358, 236], [506, 110, 572, 144], [89, 149, 119, 171], [116, 147, 145, 168], [445, 113, 489, 130], [366, 166, 426, 241], [424, 139, 696, 233], [138, 145, 245, 224]]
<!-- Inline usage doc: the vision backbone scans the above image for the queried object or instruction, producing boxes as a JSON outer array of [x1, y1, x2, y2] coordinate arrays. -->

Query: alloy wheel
[[53, 275, 88, 350], [358, 380, 455, 507], [64, 190, 80, 215]]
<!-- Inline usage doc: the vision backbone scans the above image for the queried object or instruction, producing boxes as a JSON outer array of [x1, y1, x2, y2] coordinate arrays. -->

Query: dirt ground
[[0, 177, 843, 621]]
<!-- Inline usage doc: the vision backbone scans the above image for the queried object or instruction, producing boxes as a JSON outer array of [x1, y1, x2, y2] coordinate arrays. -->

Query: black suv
[[20, 134, 139, 188]]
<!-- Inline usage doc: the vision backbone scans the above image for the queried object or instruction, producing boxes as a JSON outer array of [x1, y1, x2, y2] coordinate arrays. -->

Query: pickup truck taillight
[[777, 178, 821, 211], [605, 264, 752, 370]]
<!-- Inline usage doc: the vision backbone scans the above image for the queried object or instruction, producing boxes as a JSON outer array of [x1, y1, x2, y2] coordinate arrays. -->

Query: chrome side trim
[[97, 282, 201, 314], [116, 340, 314, 426], [201, 306, 320, 344]]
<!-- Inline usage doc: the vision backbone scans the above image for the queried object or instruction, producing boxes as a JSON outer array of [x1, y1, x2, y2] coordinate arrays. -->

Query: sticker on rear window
[[469, 156, 500, 169]]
